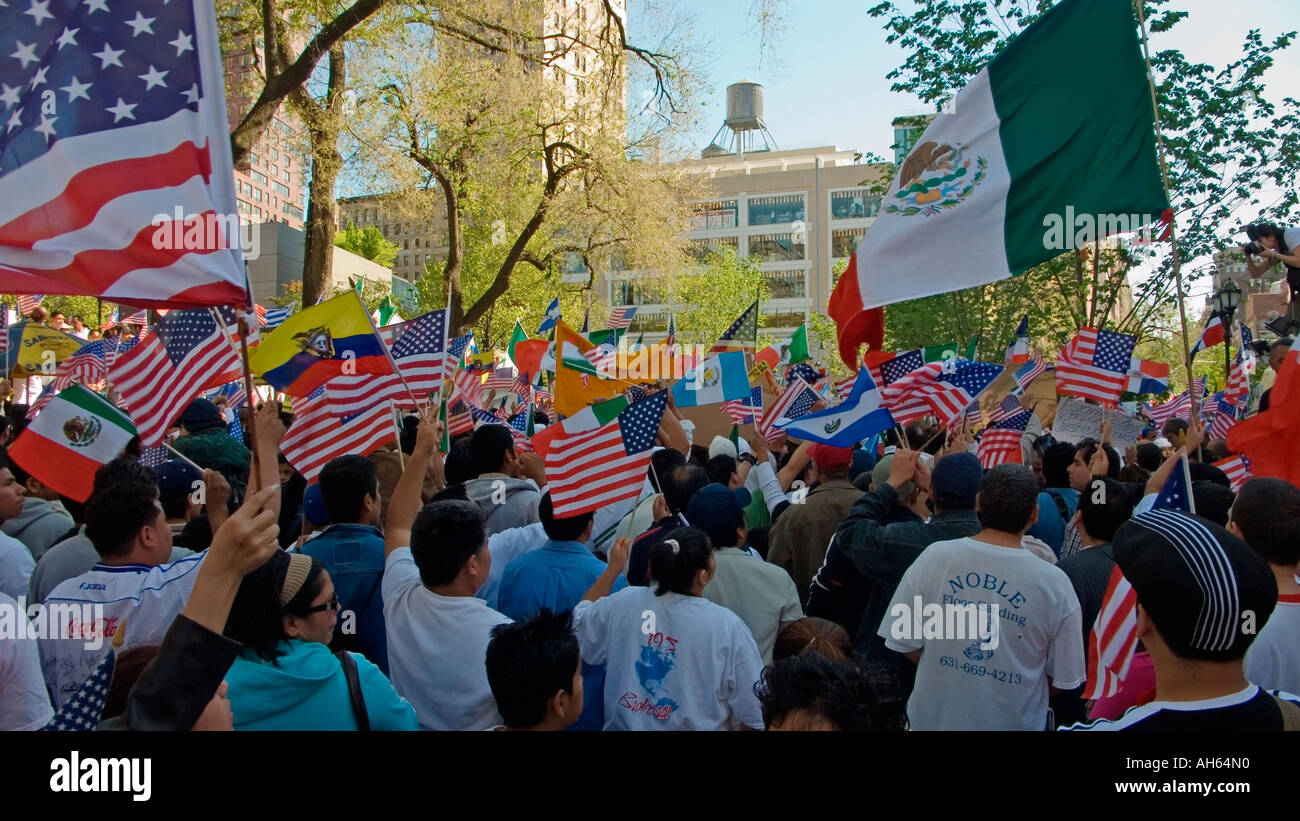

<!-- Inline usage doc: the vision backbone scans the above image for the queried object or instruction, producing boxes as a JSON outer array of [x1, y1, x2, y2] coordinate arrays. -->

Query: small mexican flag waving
[[9, 385, 137, 502], [756, 325, 810, 371], [830, 0, 1168, 365]]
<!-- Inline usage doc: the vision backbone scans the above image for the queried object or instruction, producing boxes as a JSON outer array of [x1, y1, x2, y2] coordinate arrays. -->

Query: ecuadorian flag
[[250, 291, 392, 396]]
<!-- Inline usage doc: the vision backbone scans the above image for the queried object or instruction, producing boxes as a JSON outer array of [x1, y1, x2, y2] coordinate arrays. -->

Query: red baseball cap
[[808, 443, 854, 474]]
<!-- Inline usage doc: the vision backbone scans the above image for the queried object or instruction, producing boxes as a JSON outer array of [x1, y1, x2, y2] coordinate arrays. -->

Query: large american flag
[[878, 349, 924, 386], [330, 309, 447, 417], [759, 376, 819, 443], [281, 387, 396, 481], [0, 0, 246, 306], [720, 386, 762, 425], [608, 306, 637, 330], [978, 408, 1032, 469], [881, 361, 1004, 426], [1055, 328, 1136, 406], [538, 392, 667, 517], [109, 307, 241, 445], [709, 301, 758, 356]]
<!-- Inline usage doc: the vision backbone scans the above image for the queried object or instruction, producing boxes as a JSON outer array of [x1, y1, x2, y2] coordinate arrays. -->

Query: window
[[610, 280, 664, 306], [763, 310, 807, 329], [689, 236, 738, 261], [764, 271, 806, 299], [253, 188, 261, 202], [248, 152, 259, 166], [749, 233, 805, 263], [831, 228, 866, 258], [236, 200, 250, 214], [403, 239, 409, 249], [250, 170, 268, 185], [253, 206, 262, 219], [414, 238, 420, 248], [272, 181, 290, 197], [689, 199, 738, 230], [831, 190, 881, 220], [271, 149, 278, 160], [283, 202, 303, 220], [747, 194, 805, 226], [271, 165, 278, 176]]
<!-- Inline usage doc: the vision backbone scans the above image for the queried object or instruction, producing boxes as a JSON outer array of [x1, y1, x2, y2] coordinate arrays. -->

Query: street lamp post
[[1213, 281, 1243, 386]]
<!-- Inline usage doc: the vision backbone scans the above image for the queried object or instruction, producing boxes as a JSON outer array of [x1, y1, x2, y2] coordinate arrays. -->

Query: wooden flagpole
[[1136, 2, 1196, 421], [210, 306, 262, 489]]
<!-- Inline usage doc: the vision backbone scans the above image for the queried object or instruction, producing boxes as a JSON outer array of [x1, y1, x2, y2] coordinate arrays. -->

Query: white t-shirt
[[0, 531, 34, 600], [572, 586, 765, 730], [40, 552, 206, 709], [1245, 593, 1300, 694], [0, 593, 54, 730], [383, 548, 512, 730], [881, 536, 1086, 731]]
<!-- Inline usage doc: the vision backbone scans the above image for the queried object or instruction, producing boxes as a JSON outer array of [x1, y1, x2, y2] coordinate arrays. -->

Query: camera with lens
[[1242, 240, 1266, 255]]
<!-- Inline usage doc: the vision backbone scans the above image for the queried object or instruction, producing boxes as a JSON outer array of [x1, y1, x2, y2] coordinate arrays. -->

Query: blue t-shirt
[[1028, 487, 1079, 556], [498, 540, 627, 731]]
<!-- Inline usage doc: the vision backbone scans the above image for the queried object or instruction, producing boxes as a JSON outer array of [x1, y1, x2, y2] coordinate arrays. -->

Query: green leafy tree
[[335, 223, 399, 267], [665, 248, 770, 346]]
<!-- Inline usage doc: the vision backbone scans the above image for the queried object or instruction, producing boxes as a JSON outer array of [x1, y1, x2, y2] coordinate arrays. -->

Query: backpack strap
[[1272, 694, 1300, 731], [336, 651, 371, 732], [1046, 489, 1071, 523]]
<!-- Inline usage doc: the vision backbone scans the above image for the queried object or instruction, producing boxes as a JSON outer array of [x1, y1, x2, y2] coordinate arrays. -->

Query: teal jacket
[[224, 640, 417, 731]]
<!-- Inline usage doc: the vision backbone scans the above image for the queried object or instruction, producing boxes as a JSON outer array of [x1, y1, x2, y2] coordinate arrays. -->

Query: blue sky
[[651, 0, 1300, 160]]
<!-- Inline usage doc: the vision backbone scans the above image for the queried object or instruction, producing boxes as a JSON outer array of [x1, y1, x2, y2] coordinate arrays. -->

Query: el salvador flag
[[537, 298, 562, 334], [671, 352, 751, 407], [781, 368, 896, 446]]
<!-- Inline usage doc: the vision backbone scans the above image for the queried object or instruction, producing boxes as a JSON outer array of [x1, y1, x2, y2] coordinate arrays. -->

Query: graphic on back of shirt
[[621, 609, 679, 721]]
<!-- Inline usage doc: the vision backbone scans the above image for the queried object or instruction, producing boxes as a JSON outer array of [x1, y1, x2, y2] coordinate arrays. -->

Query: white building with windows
[[603, 146, 889, 335]]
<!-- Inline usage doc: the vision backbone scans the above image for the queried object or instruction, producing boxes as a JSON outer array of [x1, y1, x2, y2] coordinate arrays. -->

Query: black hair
[[1232, 477, 1300, 566], [977, 464, 1040, 534], [224, 551, 328, 663], [410, 499, 487, 587], [97, 455, 158, 494], [1273, 337, 1293, 352], [319, 455, 378, 524], [85, 481, 162, 560], [756, 655, 907, 731], [1076, 478, 1132, 543], [485, 609, 581, 729], [532, 409, 551, 426], [1041, 442, 1076, 488], [1135, 443, 1164, 472], [648, 527, 712, 597], [469, 424, 515, 478], [649, 447, 685, 486], [7, 458, 33, 487], [1248, 222, 1291, 254], [1162, 418, 1189, 438], [705, 454, 738, 486], [539, 491, 593, 542], [430, 484, 469, 504], [1074, 439, 1121, 480], [1188, 461, 1231, 488], [443, 439, 476, 487], [1190, 481, 1234, 527], [1116, 464, 1150, 488], [663, 464, 708, 515]]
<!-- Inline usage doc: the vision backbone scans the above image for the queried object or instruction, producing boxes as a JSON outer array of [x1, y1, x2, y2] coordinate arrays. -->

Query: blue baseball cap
[[685, 483, 751, 545], [303, 483, 329, 527], [931, 452, 982, 506]]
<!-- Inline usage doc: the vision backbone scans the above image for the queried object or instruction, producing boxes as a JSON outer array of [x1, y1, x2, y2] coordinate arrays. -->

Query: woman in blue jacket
[[223, 551, 417, 730]]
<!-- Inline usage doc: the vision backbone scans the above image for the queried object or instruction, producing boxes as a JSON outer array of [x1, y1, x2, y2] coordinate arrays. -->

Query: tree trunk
[[298, 45, 347, 307]]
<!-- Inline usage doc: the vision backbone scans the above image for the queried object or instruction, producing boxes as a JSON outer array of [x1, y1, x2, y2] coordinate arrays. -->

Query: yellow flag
[[13, 324, 84, 377], [554, 321, 621, 418]]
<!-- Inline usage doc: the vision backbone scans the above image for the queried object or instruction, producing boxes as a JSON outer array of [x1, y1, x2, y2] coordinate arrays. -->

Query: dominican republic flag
[[1005, 315, 1030, 364], [780, 368, 895, 447], [0, 0, 247, 306], [671, 352, 751, 408], [608, 306, 637, 330], [1126, 357, 1170, 395], [1189, 311, 1225, 356], [537, 298, 561, 335], [828, 0, 1165, 370]]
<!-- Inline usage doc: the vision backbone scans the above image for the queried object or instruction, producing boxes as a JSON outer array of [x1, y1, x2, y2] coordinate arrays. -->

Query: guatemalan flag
[[0, 0, 247, 307], [780, 368, 895, 447]]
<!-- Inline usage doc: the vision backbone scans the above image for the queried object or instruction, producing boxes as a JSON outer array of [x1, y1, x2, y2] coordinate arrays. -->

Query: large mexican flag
[[830, 0, 1169, 367], [9, 385, 137, 501]]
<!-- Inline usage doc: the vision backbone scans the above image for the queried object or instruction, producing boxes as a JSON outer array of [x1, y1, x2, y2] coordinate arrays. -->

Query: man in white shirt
[[384, 410, 512, 730], [40, 479, 205, 708], [881, 463, 1086, 730], [0, 591, 53, 730], [1233, 478, 1300, 693]]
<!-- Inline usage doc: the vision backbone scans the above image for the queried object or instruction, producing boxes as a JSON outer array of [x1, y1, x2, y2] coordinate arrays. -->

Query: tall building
[[223, 45, 308, 229], [336, 194, 446, 284]]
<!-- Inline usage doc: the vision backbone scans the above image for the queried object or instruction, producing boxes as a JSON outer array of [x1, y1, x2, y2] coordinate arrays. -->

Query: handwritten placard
[[1052, 397, 1146, 451]]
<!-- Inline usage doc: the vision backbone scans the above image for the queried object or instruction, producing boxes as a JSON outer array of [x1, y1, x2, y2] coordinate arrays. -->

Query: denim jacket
[[833, 484, 981, 656], [300, 523, 388, 674]]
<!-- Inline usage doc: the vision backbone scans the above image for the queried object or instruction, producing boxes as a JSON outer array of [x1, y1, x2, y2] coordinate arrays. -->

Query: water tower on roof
[[702, 81, 779, 160]]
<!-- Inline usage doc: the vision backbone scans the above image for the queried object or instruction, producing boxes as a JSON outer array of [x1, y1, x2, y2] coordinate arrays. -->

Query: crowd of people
[[0, 341, 1298, 733]]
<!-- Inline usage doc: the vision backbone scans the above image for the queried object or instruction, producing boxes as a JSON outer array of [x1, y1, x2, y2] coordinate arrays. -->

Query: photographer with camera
[[1243, 223, 1300, 330]]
